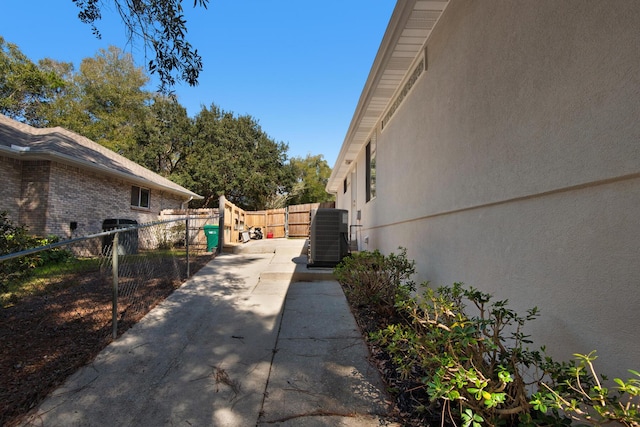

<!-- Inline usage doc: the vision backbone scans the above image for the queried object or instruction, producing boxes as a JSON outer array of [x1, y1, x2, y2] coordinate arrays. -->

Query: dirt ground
[[0, 254, 213, 427], [342, 298, 446, 427]]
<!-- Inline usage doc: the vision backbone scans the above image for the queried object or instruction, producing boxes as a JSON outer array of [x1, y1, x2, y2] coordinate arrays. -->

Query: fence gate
[[266, 208, 286, 238], [218, 197, 334, 243], [287, 204, 315, 238]]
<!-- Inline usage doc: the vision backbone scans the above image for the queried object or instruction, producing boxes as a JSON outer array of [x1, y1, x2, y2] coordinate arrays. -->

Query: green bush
[[333, 247, 415, 319], [338, 249, 639, 426], [1, 212, 73, 290], [373, 282, 551, 426], [533, 351, 639, 427], [372, 282, 640, 426]]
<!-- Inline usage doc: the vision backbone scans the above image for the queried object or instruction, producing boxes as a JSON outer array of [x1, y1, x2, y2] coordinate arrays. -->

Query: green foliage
[[0, 36, 66, 123], [3, 38, 323, 210], [178, 104, 295, 209], [287, 154, 335, 205], [534, 351, 640, 426], [125, 95, 193, 177], [339, 250, 639, 426], [73, 0, 210, 91], [373, 282, 548, 426], [0, 212, 73, 293], [42, 46, 151, 152], [333, 247, 415, 319]]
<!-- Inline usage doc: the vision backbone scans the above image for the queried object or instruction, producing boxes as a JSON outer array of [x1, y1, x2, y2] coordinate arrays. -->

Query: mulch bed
[[0, 254, 213, 427], [341, 298, 448, 427]]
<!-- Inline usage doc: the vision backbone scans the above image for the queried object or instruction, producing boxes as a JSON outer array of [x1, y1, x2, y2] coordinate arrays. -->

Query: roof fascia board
[[327, 1, 418, 193], [327, 0, 451, 194]]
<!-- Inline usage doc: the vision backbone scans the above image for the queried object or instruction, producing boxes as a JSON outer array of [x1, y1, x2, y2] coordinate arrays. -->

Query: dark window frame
[[131, 185, 151, 209], [366, 141, 376, 202]]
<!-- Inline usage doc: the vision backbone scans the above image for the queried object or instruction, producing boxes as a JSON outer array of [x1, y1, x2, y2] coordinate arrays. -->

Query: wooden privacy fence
[[160, 208, 220, 251], [287, 203, 333, 237], [218, 196, 334, 245]]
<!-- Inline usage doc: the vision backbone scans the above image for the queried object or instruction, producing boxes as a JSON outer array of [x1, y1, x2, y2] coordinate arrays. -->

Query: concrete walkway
[[20, 239, 397, 427]]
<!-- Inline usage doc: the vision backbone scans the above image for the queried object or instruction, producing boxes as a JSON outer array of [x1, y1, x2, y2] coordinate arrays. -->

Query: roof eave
[[0, 145, 204, 200], [327, 0, 449, 194]]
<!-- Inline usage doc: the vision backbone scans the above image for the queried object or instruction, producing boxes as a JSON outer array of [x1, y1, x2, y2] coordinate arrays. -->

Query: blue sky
[[1, 1, 396, 166]]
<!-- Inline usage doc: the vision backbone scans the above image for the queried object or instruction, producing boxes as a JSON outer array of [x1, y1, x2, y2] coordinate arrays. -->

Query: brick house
[[0, 114, 202, 238]]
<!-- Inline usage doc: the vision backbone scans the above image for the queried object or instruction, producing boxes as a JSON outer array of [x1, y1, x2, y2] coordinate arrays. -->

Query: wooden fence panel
[[246, 211, 267, 230], [214, 198, 335, 245], [287, 203, 318, 237], [266, 208, 286, 238], [160, 208, 219, 250]]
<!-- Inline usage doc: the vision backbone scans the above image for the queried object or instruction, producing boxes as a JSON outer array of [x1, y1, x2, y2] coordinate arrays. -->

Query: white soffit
[[327, 0, 449, 193]]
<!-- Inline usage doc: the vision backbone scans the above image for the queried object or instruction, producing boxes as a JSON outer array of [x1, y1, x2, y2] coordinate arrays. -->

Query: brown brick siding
[[47, 162, 187, 238], [0, 155, 23, 221], [19, 160, 51, 236], [1, 157, 187, 238]]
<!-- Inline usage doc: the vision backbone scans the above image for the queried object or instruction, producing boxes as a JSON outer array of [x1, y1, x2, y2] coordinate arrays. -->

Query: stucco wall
[[340, 0, 640, 378]]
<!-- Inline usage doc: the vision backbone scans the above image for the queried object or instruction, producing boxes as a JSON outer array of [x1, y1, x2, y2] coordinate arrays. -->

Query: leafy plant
[[333, 247, 415, 319], [337, 249, 639, 426], [1, 212, 73, 292], [373, 282, 551, 426], [534, 351, 640, 426]]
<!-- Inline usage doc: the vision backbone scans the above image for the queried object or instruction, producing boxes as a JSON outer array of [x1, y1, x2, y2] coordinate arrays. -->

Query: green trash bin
[[203, 224, 219, 252]]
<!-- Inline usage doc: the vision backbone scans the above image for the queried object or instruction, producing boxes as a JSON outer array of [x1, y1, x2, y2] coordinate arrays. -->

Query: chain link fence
[[0, 214, 219, 426]]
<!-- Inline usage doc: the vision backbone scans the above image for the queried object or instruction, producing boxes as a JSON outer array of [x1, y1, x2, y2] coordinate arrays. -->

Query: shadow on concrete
[[20, 252, 285, 426], [20, 240, 395, 426]]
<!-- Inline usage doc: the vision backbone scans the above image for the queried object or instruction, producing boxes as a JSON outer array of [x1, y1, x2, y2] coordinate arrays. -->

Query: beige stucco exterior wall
[[338, 0, 640, 378]]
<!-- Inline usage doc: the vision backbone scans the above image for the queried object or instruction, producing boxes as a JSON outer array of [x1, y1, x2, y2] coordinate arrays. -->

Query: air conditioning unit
[[308, 208, 349, 268]]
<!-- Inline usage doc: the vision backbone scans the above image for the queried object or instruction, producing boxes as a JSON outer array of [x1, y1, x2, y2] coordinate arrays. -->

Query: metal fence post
[[218, 213, 224, 255], [112, 232, 119, 339], [185, 216, 190, 278]]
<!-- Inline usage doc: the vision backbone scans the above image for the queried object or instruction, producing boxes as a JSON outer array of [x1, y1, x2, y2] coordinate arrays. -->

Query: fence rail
[[0, 214, 219, 426], [219, 197, 335, 243]]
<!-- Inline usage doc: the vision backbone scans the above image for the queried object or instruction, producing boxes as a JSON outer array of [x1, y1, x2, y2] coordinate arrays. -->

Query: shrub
[[373, 282, 551, 426], [533, 351, 640, 427], [1, 212, 73, 290], [335, 249, 639, 426], [333, 247, 415, 319], [371, 281, 640, 426]]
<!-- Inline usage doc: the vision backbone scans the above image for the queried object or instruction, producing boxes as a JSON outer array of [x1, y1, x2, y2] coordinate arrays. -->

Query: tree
[[178, 104, 295, 210], [42, 46, 152, 152], [125, 94, 193, 177], [72, 0, 209, 92], [0, 37, 66, 124], [288, 154, 334, 205]]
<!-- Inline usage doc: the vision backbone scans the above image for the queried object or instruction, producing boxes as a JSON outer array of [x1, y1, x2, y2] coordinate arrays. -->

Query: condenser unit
[[308, 208, 349, 268]]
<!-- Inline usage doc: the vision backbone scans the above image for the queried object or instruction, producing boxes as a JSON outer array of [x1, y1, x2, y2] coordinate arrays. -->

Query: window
[[343, 178, 348, 194], [131, 186, 150, 208], [366, 140, 376, 202]]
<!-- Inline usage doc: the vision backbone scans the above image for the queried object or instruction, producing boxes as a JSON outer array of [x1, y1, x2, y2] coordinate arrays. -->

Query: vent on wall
[[381, 49, 427, 130], [308, 208, 349, 268]]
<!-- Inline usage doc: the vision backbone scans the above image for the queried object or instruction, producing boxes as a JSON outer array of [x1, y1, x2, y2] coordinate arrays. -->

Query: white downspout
[[181, 196, 194, 210]]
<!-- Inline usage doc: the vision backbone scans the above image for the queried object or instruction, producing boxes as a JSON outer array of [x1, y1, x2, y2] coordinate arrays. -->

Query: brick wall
[[0, 157, 189, 238], [19, 160, 51, 236], [0, 155, 23, 221], [46, 162, 187, 238]]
